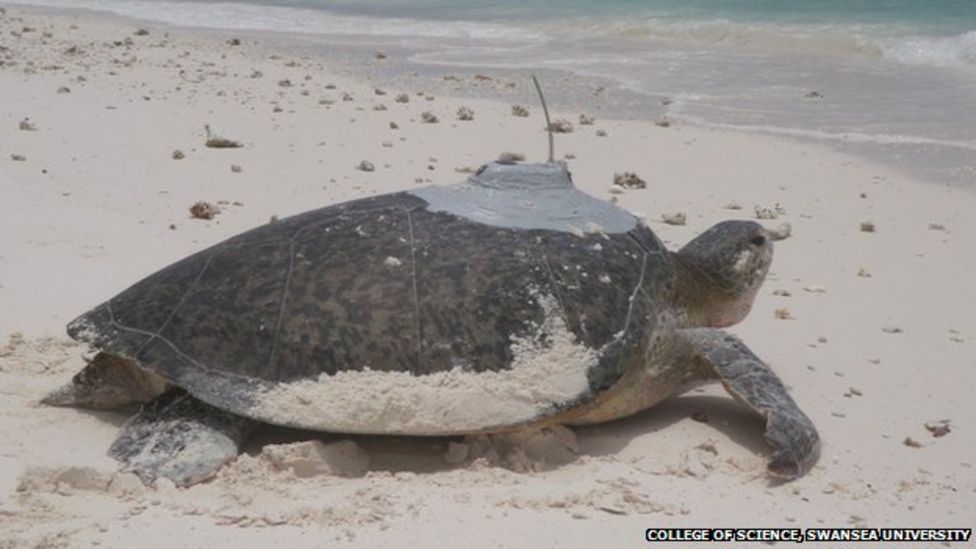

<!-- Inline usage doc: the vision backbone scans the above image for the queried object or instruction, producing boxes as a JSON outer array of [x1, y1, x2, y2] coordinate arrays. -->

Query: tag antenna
[[531, 75, 554, 163]]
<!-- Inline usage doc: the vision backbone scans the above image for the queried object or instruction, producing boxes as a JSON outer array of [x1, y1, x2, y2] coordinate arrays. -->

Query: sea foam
[[877, 30, 976, 67], [12, 0, 542, 41]]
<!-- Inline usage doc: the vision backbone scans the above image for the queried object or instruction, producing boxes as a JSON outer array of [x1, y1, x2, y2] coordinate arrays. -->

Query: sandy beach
[[1, 5, 974, 547]]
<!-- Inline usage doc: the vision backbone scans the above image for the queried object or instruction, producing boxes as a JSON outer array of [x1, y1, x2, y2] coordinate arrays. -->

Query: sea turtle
[[44, 78, 818, 485], [44, 158, 820, 486]]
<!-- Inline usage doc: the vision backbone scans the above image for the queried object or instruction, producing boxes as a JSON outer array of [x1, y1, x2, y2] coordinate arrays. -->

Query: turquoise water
[[168, 0, 976, 29], [19, 0, 976, 65], [13, 0, 976, 183]]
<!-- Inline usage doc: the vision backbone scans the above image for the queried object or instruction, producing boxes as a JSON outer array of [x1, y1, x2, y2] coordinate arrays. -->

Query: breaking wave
[[543, 18, 976, 69], [877, 30, 976, 67]]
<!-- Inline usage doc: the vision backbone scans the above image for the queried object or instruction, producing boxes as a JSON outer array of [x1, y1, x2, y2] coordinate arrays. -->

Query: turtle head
[[673, 220, 772, 327]]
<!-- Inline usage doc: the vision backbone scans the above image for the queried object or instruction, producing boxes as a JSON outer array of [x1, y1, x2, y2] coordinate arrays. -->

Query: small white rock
[[661, 212, 686, 226], [754, 204, 782, 220], [769, 222, 792, 240], [456, 106, 474, 121], [498, 151, 525, 163]]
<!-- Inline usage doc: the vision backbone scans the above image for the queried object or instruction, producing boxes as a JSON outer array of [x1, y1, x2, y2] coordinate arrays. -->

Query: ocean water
[[14, 0, 976, 183]]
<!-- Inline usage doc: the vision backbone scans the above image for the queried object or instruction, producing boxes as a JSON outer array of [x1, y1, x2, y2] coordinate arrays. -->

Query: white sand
[[1, 6, 973, 547]]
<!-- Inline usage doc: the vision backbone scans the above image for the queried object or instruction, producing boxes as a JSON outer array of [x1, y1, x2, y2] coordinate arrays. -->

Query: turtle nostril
[[750, 235, 767, 247]]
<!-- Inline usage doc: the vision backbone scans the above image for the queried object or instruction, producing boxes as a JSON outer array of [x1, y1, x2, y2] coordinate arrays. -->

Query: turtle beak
[[734, 228, 772, 277]]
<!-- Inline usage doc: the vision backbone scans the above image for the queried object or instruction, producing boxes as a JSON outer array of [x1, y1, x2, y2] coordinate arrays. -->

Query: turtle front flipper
[[681, 328, 821, 479], [110, 389, 257, 487]]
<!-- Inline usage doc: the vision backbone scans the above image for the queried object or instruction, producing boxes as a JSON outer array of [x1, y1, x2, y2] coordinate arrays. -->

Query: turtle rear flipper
[[683, 328, 821, 479], [42, 352, 169, 410], [110, 389, 257, 487]]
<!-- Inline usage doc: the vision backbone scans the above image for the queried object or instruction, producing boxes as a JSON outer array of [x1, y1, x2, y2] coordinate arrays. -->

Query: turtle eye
[[750, 234, 767, 247]]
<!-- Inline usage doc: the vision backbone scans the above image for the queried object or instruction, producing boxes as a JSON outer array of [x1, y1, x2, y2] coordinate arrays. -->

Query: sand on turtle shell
[[251, 292, 599, 434]]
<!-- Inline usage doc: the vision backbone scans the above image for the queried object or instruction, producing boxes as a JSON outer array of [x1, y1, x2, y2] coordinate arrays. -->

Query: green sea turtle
[[44, 84, 819, 486]]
